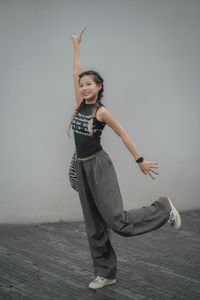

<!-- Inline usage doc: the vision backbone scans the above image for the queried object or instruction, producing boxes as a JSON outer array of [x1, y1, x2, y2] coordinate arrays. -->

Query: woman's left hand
[[138, 160, 159, 180]]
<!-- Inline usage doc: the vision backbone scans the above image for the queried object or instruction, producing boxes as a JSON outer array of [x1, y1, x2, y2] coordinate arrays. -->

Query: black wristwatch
[[136, 156, 144, 163]]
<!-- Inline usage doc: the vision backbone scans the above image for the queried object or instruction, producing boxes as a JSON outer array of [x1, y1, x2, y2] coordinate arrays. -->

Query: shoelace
[[94, 276, 107, 282], [168, 210, 176, 225]]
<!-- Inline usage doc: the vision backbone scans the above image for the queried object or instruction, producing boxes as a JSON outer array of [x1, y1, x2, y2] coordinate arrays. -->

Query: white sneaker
[[88, 275, 117, 289], [167, 197, 182, 231]]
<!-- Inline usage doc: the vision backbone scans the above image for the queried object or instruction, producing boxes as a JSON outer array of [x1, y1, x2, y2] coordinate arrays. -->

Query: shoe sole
[[167, 197, 182, 231], [89, 278, 116, 289]]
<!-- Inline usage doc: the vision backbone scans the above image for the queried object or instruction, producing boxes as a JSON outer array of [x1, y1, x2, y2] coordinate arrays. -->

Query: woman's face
[[79, 75, 101, 100]]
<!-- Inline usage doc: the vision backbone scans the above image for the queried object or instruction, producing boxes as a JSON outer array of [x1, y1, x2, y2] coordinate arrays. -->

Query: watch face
[[136, 157, 143, 162]]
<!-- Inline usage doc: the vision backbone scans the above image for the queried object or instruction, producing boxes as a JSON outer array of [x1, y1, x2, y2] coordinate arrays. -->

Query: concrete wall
[[0, 0, 199, 224]]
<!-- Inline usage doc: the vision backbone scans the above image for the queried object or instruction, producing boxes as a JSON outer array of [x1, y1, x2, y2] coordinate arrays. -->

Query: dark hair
[[66, 70, 105, 137]]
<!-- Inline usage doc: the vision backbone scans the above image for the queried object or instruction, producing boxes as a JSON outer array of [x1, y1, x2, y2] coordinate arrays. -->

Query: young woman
[[67, 26, 181, 290]]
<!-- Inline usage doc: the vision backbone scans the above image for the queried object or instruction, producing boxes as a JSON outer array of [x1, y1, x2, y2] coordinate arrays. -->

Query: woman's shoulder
[[97, 102, 106, 109], [94, 102, 107, 124], [95, 102, 107, 114]]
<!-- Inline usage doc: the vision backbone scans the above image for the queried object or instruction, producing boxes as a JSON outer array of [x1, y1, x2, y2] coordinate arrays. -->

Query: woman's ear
[[98, 83, 102, 91]]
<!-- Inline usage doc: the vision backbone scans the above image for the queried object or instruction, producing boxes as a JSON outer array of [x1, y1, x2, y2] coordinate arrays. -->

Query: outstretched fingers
[[80, 26, 86, 35], [150, 162, 158, 166], [148, 172, 155, 180], [148, 162, 159, 179], [139, 160, 159, 180], [70, 26, 87, 44], [150, 169, 159, 175]]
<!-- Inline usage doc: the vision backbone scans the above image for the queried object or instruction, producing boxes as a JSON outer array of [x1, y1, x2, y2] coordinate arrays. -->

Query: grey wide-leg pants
[[75, 149, 171, 279]]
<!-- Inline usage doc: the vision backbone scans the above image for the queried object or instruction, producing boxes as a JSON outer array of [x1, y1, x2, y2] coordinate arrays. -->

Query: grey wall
[[0, 0, 199, 224]]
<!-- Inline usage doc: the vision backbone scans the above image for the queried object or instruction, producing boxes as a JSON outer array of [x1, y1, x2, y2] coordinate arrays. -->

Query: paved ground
[[0, 209, 199, 300]]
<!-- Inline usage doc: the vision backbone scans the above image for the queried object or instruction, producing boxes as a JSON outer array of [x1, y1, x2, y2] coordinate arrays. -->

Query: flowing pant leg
[[83, 150, 172, 237], [76, 158, 117, 279], [75, 149, 171, 278]]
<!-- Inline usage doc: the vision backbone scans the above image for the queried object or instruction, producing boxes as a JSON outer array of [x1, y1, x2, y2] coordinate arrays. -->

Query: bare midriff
[[77, 154, 96, 161]]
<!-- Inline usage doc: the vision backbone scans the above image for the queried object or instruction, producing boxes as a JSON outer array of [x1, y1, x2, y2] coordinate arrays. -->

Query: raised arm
[[71, 26, 86, 106]]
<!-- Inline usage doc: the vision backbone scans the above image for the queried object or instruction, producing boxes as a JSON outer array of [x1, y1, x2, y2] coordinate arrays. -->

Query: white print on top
[[72, 112, 104, 137]]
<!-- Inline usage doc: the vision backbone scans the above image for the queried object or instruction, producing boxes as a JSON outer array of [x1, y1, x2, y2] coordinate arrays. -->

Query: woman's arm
[[99, 107, 159, 180], [71, 27, 86, 106], [73, 43, 82, 76], [100, 107, 142, 160]]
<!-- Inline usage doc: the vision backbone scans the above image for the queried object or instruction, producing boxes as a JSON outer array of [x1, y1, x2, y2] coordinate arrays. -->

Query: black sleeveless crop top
[[71, 102, 106, 158]]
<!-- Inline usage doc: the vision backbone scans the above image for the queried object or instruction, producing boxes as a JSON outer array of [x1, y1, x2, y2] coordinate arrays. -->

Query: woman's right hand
[[71, 26, 86, 45]]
